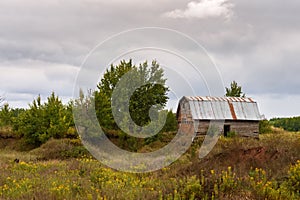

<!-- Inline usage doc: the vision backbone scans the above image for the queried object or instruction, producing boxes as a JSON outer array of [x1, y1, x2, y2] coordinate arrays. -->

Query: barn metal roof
[[180, 96, 263, 121]]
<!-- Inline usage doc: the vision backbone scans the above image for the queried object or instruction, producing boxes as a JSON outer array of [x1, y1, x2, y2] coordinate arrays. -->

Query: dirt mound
[[213, 146, 281, 168], [238, 146, 280, 162], [0, 138, 18, 149], [187, 145, 283, 177]]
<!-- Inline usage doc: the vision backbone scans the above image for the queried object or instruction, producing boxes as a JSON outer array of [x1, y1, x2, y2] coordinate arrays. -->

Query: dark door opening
[[224, 125, 230, 137]]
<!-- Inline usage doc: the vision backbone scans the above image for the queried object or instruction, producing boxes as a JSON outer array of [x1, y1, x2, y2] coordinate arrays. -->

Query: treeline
[[0, 60, 179, 151], [0, 92, 177, 150], [270, 116, 300, 132]]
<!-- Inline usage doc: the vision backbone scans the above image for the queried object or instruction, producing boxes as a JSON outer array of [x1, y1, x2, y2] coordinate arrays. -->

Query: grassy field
[[0, 129, 299, 199]]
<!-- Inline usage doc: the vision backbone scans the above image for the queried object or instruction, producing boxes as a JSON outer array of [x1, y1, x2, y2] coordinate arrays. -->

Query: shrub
[[14, 93, 74, 147], [286, 160, 300, 195], [181, 175, 203, 199], [259, 120, 272, 134], [31, 139, 89, 160], [226, 131, 237, 138]]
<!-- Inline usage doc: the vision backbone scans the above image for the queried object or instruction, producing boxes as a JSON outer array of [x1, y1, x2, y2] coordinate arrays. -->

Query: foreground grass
[[0, 132, 299, 200]]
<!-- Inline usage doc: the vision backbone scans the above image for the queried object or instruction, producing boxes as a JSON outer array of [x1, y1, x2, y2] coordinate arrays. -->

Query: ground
[[0, 128, 299, 199]]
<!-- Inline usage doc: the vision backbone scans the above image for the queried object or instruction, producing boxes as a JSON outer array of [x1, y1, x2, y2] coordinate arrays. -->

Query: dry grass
[[187, 131, 300, 179], [0, 130, 299, 199]]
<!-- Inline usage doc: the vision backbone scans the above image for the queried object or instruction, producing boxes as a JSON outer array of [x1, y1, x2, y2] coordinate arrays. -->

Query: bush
[[227, 131, 237, 138], [31, 138, 89, 160], [286, 160, 300, 194], [14, 93, 74, 147], [259, 120, 272, 134]]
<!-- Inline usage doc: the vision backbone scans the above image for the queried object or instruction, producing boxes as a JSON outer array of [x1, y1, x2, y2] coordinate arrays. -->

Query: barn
[[176, 96, 263, 139]]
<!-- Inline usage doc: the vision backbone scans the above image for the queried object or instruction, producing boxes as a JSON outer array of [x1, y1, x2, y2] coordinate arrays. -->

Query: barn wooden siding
[[176, 96, 263, 138], [192, 120, 259, 138]]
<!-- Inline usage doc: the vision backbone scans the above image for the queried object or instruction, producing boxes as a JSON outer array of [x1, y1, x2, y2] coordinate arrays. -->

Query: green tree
[[94, 60, 132, 130], [14, 92, 73, 147], [0, 103, 13, 126], [15, 95, 45, 146], [41, 92, 71, 141], [73, 89, 101, 143], [270, 116, 300, 132], [162, 110, 178, 132], [225, 81, 246, 97], [94, 59, 169, 130]]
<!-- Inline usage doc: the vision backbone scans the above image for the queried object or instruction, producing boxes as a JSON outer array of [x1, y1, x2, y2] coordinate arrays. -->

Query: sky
[[0, 0, 299, 119]]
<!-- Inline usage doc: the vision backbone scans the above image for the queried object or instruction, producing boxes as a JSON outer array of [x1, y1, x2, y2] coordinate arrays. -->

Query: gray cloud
[[0, 0, 299, 118], [0, 59, 78, 107]]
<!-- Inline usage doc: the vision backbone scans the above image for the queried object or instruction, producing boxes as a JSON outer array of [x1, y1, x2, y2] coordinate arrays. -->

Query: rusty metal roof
[[180, 96, 262, 120]]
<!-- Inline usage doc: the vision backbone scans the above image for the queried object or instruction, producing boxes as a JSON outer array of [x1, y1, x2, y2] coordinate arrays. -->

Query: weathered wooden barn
[[176, 96, 263, 138]]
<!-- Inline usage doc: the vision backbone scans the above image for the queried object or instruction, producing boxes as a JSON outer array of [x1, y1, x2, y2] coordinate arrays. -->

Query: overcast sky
[[0, 0, 299, 119]]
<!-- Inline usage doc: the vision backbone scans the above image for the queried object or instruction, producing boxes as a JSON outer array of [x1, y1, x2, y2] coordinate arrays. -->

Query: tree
[[270, 117, 300, 132], [0, 103, 13, 126], [94, 60, 132, 130], [42, 92, 71, 140], [225, 81, 246, 97], [14, 92, 73, 147], [94, 59, 169, 131], [162, 110, 178, 132]]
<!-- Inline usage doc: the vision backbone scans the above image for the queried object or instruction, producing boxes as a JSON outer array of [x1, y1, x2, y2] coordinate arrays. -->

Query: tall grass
[[0, 131, 299, 199], [0, 157, 299, 199]]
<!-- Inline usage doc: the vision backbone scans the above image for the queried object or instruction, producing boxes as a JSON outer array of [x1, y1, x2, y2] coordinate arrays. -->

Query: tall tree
[[94, 60, 132, 130], [225, 81, 246, 97], [42, 92, 71, 140], [94, 59, 169, 130]]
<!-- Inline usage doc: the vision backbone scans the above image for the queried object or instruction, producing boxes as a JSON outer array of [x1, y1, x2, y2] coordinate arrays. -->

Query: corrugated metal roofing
[[181, 96, 262, 120]]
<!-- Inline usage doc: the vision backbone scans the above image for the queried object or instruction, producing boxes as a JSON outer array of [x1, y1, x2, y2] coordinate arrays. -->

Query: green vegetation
[[0, 104, 13, 126], [225, 81, 246, 97], [12, 92, 74, 147], [259, 120, 272, 134], [270, 116, 300, 132], [226, 131, 237, 138], [0, 63, 178, 157], [0, 131, 299, 199], [94, 59, 169, 129], [0, 60, 176, 150], [1, 106, 300, 199]]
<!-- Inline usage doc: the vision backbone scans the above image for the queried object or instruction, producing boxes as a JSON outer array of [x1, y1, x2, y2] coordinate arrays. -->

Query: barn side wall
[[228, 120, 259, 138], [195, 120, 259, 138]]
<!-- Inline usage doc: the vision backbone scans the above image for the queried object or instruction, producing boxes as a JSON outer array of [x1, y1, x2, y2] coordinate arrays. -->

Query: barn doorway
[[224, 125, 230, 137]]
